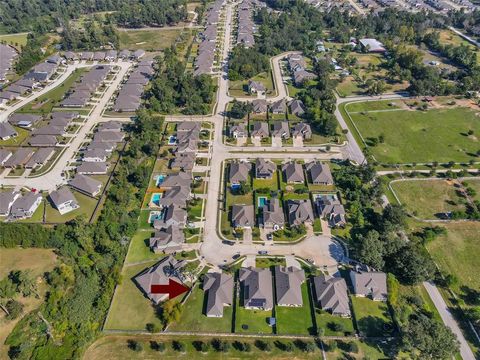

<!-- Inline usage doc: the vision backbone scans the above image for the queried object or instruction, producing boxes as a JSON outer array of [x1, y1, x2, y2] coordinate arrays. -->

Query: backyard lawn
[[125, 230, 162, 264], [0, 126, 30, 146], [104, 261, 163, 331], [169, 284, 233, 333], [345, 105, 480, 164], [235, 305, 273, 334], [390, 179, 465, 220], [315, 310, 355, 336], [350, 296, 393, 337], [118, 28, 184, 51], [45, 190, 98, 223], [228, 71, 274, 98], [275, 283, 315, 335]]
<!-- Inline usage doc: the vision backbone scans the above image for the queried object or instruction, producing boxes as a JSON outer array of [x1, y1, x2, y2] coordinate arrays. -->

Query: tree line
[[4, 110, 163, 359]]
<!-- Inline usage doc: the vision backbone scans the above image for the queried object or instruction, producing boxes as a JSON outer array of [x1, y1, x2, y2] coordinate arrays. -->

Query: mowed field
[[0, 32, 29, 50], [390, 179, 465, 220], [118, 28, 184, 51], [84, 334, 394, 360], [427, 221, 480, 294], [345, 104, 480, 164]]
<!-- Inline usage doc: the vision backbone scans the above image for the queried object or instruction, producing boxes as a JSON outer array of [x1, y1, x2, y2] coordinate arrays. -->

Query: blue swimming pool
[[231, 183, 241, 191], [168, 135, 177, 145], [148, 211, 163, 223], [150, 193, 162, 207], [258, 197, 268, 207], [155, 174, 166, 186]]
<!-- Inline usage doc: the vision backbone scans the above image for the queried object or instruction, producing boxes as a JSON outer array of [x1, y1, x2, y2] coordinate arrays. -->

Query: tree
[[161, 300, 182, 325], [389, 244, 436, 285], [5, 299, 24, 320], [356, 230, 385, 270], [146, 322, 159, 333], [402, 315, 459, 358], [127, 340, 142, 352], [172, 340, 185, 352]]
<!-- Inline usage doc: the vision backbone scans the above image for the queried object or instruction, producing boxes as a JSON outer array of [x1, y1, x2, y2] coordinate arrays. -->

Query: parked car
[[258, 250, 268, 255]]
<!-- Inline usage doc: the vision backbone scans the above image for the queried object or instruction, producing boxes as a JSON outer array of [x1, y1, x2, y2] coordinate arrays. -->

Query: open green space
[[345, 100, 403, 113], [85, 334, 383, 359], [390, 179, 465, 220], [104, 261, 163, 331], [169, 283, 233, 332], [118, 28, 184, 51], [45, 190, 98, 223], [255, 257, 286, 268], [315, 310, 355, 336], [427, 221, 480, 295], [0, 32, 29, 50], [350, 296, 393, 337], [18, 67, 89, 114], [125, 230, 162, 264], [345, 104, 480, 164], [275, 283, 315, 335]]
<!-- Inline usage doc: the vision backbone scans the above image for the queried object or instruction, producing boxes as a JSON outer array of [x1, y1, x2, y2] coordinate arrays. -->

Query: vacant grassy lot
[[104, 261, 163, 331], [350, 296, 393, 337], [346, 105, 480, 164], [169, 283, 233, 332], [346, 99, 403, 113], [18, 67, 89, 113], [0, 32, 28, 50], [118, 28, 183, 51], [391, 179, 465, 220], [275, 283, 315, 335], [427, 221, 480, 294]]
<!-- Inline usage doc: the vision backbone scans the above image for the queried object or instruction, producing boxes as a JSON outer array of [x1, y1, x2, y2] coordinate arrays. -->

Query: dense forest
[[228, 46, 270, 80], [2, 110, 163, 359], [147, 48, 217, 115], [0, 0, 187, 34]]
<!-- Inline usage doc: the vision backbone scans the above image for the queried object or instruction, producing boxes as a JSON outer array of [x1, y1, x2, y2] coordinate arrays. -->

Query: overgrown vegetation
[[228, 46, 269, 80], [3, 110, 163, 359]]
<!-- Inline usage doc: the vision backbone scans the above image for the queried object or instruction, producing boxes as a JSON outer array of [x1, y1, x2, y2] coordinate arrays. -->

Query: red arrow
[[150, 279, 189, 300]]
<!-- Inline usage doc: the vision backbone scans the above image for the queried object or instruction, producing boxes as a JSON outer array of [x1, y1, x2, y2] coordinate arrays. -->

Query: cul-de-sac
[[1, 0, 480, 359]]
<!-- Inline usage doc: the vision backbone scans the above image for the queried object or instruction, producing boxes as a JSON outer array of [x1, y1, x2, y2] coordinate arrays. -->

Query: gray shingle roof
[[262, 198, 284, 229], [203, 272, 234, 317], [350, 270, 387, 301], [49, 186, 77, 209], [274, 266, 305, 306], [255, 158, 276, 179], [239, 267, 273, 310], [287, 199, 314, 226], [231, 204, 254, 228], [69, 174, 102, 196], [313, 275, 351, 316], [306, 161, 333, 185], [282, 162, 304, 183], [229, 161, 251, 183]]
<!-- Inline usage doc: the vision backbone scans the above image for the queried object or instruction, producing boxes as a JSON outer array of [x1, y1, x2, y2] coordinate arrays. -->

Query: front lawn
[[390, 179, 465, 220], [345, 105, 480, 164], [169, 283, 233, 333], [275, 283, 315, 335], [350, 296, 393, 337]]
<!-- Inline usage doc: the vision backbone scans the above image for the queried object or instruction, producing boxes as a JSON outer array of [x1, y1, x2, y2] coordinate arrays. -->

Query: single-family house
[[313, 275, 351, 317], [251, 99, 268, 113], [289, 99, 306, 117], [203, 272, 234, 317], [231, 204, 255, 228], [282, 162, 305, 184], [350, 268, 387, 301], [248, 80, 266, 94], [0, 190, 21, 216], [69, 174, 102, 197], [291, 122, 312, 140], [49, 187, 79, 215], [274, 266, 305, 307], [251, 121, 269, 139], [149, 225, 185, 253], [270, 99, 286, 114], [0, 122, 17, 140], [229, 161, 251, 184], [305, 161, 333, 185], [239, 267, 273, 310], [229, 123, 247, 138], [9, 192, 43, 219], [255, 158, 276, 179], [261, 198, 285, 230], [287, 199, 314, 226], [271, 121, 290, 139]]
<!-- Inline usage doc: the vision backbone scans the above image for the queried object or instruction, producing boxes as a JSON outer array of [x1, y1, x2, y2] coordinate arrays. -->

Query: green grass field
[[125, 230, 163, 264], [275, 283, 315, 335], [427, 221, 480, 294], [345, 104, 480, 164], [0, 32, 28, 50], [104, 261, 163, 331], [390, 179, 465, 220], [0, 126, 30, 146], [169, 284, 233, 332], [228, 71, 274, 98], [350, 296, 393, 337], [235, 305, 273, 334], [18, 68, 89, 114], [315, 310, 355, 336], [118, 28, 184, 51]]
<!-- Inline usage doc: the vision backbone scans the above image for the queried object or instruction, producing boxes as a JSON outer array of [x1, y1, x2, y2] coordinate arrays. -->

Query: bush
[[172, 340, 185, 352], [146, 322, 160, 333], [127, 340, 142, 352], [5, 300, 24, 320]]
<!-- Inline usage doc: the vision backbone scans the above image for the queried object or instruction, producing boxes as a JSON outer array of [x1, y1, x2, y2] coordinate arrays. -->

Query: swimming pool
[[155, 174, 166, 186], [148, 211, 163, 223], [150, 193, 163, 207], [168, 135, 177, 145], [231, 183, 241, 191], [258, 196, 268, 207]]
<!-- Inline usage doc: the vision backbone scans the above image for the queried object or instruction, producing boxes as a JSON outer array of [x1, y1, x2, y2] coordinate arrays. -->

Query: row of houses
[[60, 65, 113, 108], [229, 159, 346, 228], [0, 44, 18, 83], [194, 0, 226, 75], [133, 254, 387, 320], [147, 122, 204, 252], [230, 120, 311, 141], [286, 54, 317, 86], [62, 49, 145, 63], [237, 0, 256, 47], [112, 60, 155, 112]]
